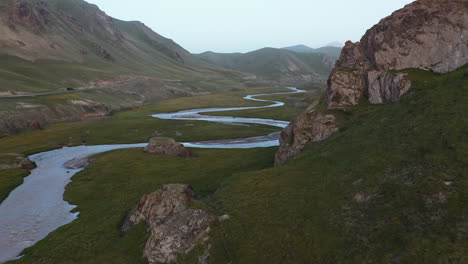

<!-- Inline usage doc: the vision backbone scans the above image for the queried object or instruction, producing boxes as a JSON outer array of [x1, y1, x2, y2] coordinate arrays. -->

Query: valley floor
[[0, 66, 467, 264]]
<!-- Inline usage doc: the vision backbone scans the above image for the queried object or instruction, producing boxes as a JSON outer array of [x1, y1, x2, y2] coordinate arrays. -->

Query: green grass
[[204, 66, 468, 263], [0, 55, 128, 93], [209, 89, 322, 121], [0, 87, 292, 204], [10, 147, 278, 264], [2, 65, 467, 263], [0, 87, 286, 155], [0, 169, 29, 202]]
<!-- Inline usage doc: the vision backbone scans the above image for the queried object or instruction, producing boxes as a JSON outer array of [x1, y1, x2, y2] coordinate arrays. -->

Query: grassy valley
[[2, 66, 466, 263]]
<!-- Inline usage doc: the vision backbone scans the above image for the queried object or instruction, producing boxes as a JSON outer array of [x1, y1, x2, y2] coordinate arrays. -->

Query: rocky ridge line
[[275, 0, 468, 165]]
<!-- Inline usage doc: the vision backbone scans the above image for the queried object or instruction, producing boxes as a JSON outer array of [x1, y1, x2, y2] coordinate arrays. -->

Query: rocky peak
[[275, 0, 468, 165], [327, 0, 468, 108]]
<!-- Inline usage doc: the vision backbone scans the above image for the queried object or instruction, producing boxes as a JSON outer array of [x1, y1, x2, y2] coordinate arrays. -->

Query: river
[[0, 87, 304, 262]]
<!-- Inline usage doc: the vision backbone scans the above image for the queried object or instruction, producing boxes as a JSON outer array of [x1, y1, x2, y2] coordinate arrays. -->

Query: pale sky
[[86, 0, 414, 53]]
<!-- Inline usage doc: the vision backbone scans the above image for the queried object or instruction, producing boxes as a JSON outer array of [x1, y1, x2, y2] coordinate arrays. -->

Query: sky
[[86, 0, 414, 54]]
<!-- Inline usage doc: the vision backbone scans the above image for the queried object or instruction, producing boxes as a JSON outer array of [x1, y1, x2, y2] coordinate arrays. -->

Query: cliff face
[[327, 0, 468, 108], [275, 0, 468, 165]]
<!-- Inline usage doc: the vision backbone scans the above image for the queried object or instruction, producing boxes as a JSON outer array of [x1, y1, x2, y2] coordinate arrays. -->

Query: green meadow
[[2, 66, 468, 263]]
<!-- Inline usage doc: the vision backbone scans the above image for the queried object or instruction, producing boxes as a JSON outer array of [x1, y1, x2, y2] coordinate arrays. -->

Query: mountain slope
[[0, 0, 248, 136], [207, 65, 467, 263], [282, 44, 342, 59], [196, 48, 334, 85], [282, 44, 315, 53], [0, 0, 243, 94]]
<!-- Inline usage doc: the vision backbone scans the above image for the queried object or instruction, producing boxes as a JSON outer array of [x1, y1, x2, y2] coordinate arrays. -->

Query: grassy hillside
[[205, 66, 468, 263], [2, 66, 466, 263], [0, 0, 246, 94], [196, 48, 333, 85]]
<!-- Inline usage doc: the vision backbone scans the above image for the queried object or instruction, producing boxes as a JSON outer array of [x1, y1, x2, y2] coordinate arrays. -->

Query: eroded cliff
[[276, 0, 468, 165]]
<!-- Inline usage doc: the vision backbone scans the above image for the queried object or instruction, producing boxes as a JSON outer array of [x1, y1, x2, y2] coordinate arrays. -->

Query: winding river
[[0, 87, 304, 262]]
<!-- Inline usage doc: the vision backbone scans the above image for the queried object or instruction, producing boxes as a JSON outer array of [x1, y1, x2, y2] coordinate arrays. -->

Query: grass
[[2, 65, 467, 263], [209, 89, 322, 121], [204, 66, 468, 263], [10, 147, 278, 264], [0, 86, 298, 204], [0, 169, 29, 202], [0, 87, 286, 155]]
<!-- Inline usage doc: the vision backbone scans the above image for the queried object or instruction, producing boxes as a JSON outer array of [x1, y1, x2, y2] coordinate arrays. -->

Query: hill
[[282, 44, 342, 59], [0, 0, 248, 135], [0, 0, 246, 94], [196, 47, 334, 85]]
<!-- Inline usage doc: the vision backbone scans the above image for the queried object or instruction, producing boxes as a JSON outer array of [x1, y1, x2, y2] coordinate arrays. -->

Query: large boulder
[[144, 137, 193, 158], [122, 184, 215, 264], [275, 112, 338, 166], [327, 0, 468, 108]]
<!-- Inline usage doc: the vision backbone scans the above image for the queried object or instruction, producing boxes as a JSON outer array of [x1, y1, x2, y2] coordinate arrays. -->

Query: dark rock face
[[122, 184, 215, 264], [327, 0, 468, 108], [144, 137, 193, 158], [275, 112, 338, 166], [275, 0, 468, 165]]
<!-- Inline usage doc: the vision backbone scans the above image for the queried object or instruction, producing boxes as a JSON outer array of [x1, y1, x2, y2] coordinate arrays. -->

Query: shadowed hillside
[[196, 47, 336, 85]]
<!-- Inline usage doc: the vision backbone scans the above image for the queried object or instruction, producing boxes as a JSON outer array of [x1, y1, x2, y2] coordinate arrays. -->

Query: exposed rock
[[144, 137, 194, 158], [367, 71, 412, 104], [0, 154, 36, 170], [122, 184, 215, 264], [63, 157, 89, 170], [276, 0, 468, 165], [327, 0, 468, 108], [20, 158, 36, 170], [275, 112, 338, 166]]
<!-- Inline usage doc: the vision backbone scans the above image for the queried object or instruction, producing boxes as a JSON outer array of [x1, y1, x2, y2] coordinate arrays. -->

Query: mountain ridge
[[196, 47, 338, 85]]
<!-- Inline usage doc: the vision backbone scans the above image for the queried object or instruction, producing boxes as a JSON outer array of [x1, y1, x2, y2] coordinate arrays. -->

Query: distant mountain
[[282, 45, 316, 53], [196, 48, 335, 85], [282, 45, 342, 63], [0, 0, 243, 94], [325, 41, 344, 47]]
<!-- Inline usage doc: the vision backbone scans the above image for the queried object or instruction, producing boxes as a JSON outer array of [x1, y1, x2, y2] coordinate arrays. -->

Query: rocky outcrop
[[275, 111, 338, 166], [122, 184, 215, 264], [276, 0, 468, 165], [144, 137, 194, 158], [20, 158, 37, 170], [367, 71, 412, 104], [0, 155, 36, 170], [63, 157, 89, 170], [327, 0, 468, 108]]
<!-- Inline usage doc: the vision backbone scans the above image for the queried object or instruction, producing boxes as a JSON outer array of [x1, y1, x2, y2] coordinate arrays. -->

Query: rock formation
[[144, 137, 194, 158], [275, 112, 338, 166], [63, 157, 89, 170], [0, 154, 36, 170], [122, 184, 215, 264], [327, 0, 468, 108], [20, 158, 37, 170], [276, 0, 468, 165]]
